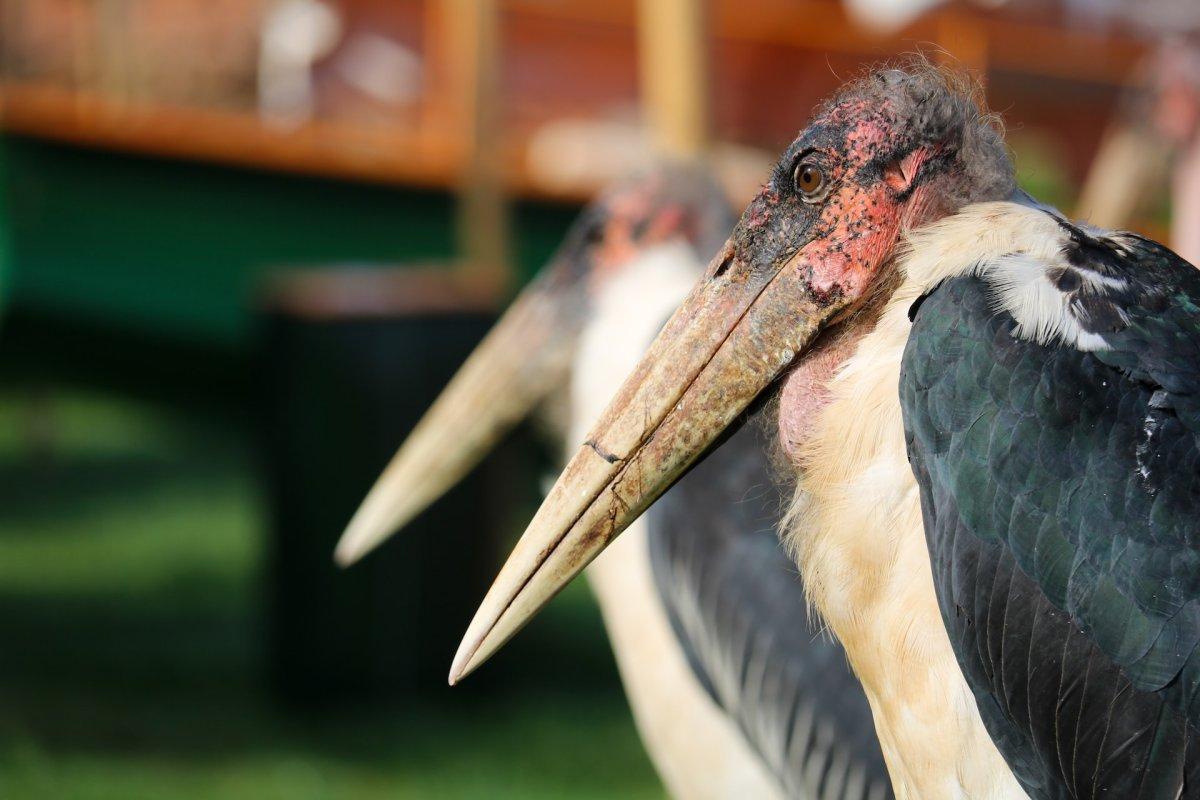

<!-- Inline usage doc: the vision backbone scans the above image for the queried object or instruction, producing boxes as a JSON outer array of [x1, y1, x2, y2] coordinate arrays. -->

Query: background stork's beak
[[334, 269, 588, 567], [450, 224, 847, 684]]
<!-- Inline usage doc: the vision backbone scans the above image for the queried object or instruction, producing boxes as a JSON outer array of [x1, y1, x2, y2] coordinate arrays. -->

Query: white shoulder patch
[[899, 201, 1127, 352]]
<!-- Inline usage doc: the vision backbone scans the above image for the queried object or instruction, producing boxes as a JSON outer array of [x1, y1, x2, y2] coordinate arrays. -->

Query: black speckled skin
[[901, 220, 1200, 798], [648, 414, 893, 800]]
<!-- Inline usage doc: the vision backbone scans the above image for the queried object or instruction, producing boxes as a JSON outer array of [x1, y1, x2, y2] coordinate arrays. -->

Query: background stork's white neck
[[570, 240, 785, 800]]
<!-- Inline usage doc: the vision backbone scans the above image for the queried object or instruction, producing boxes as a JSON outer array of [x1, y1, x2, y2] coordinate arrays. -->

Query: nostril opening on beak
[[712, 253, 735, 279], [630, 217, 651, 241]]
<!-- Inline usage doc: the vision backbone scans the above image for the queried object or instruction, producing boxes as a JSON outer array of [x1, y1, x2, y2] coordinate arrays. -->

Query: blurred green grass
[[0, 386, 663, 799]]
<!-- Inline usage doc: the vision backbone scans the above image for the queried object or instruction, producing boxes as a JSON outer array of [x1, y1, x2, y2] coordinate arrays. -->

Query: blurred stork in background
[[1079, 39, 1200, 264], [342, 1, 895, 793], [335, 162, 893, 800], [454, 64, 1200, 798], [1160, 43, 1200, 264]]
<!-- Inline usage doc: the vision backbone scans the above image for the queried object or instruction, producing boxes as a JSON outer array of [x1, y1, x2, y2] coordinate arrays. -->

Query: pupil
[[795, 163, 823, 196]]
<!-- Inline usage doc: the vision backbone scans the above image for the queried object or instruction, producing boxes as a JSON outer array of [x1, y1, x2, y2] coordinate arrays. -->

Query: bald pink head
[[716, 65, 1014, 322]]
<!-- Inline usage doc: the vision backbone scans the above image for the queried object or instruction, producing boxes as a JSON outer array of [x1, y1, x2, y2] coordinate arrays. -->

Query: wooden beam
[[434, 0, 511, 297], [0, 81, 460, 188], [636, 0, 709, 157]]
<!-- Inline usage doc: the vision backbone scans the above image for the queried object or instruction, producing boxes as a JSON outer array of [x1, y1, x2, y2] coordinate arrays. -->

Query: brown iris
[[794, 162, 826, 200]]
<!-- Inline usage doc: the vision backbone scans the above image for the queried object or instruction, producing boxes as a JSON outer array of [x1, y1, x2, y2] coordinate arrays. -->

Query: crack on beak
[[584, 439, 622, 464]]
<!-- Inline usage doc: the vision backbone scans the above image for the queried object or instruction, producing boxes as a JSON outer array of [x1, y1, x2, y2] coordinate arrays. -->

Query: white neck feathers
[[782, 201, 1041, 799]]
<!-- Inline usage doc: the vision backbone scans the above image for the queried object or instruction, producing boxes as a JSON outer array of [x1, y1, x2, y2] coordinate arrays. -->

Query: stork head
[[449, 64, 1017, 683], [333, 162, 732, 567], [722, 66, 1013, 315], [562, 162, 734, 292]]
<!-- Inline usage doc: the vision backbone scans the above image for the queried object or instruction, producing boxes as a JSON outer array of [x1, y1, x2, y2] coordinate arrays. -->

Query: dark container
[[257, 267, 509, 704]]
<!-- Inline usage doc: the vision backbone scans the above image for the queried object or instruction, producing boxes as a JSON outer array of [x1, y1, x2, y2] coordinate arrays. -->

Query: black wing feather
[[648, 415, 893, 800], [901, 222, 1200, 799]]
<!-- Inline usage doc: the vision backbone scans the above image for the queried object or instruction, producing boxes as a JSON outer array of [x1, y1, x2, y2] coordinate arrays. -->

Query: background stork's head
[[334, 162, 733, 567], [450, 65, 1018, 683], [559, 162, 733, 294]]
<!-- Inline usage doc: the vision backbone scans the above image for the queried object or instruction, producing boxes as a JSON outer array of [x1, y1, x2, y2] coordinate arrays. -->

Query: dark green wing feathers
[[901, 218, 1200, 799]]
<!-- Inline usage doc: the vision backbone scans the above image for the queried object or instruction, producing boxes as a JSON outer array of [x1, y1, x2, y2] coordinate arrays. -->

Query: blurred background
[[0, 1, 1197, 797]]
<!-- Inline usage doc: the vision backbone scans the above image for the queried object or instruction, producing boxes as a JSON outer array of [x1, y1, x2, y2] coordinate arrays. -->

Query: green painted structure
[[0, 143, 9, 306], [0, 135, 578, 349]]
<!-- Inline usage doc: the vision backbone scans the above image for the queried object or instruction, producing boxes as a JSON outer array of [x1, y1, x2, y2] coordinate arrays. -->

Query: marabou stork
[[335, 165, 893, 799], [452, 64, 1200, 798]]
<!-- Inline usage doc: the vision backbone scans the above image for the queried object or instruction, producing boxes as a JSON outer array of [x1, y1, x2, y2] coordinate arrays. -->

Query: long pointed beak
[[334, 273, 586, 567], [450, 228, 844, 684]]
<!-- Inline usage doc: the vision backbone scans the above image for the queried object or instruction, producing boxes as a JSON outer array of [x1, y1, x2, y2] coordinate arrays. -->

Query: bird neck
[[783, 270, 1028, 800]]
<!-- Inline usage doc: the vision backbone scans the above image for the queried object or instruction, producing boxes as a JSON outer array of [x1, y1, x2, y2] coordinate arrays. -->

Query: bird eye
[[793, 162, 826, 200], [583, 219, 606, 245]]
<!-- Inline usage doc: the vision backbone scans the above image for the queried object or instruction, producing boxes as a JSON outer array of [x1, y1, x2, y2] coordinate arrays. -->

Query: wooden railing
[[0, 0, 1149, 200]]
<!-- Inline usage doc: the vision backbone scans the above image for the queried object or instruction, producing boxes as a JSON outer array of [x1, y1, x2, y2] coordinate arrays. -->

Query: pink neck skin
[[777, 179, 942, 466], [777, 321, 873, 465]]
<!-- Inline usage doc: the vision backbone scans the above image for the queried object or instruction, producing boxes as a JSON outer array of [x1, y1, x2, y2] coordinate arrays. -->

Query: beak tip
[[448, 640, 477, 687], [332, 533, 365, 568], [335, 507, 396, 567], [447, 658, 468, 687]]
